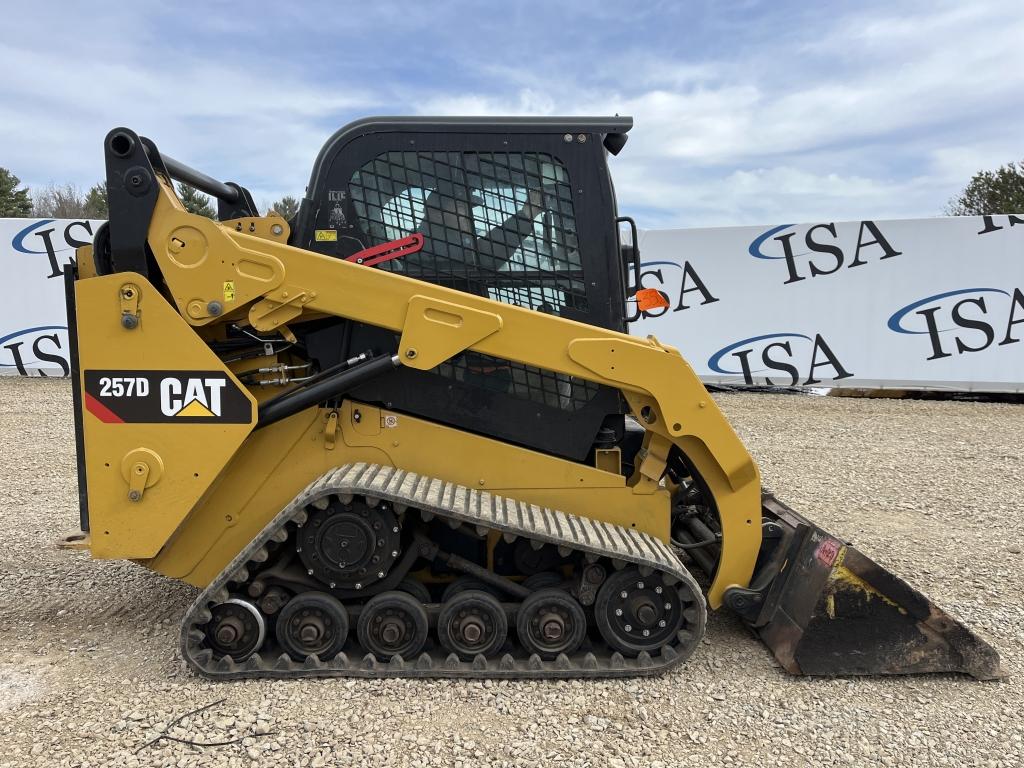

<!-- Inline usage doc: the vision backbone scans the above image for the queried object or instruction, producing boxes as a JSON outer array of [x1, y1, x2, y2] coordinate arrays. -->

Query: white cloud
[[0, 18, 380, 202], [410, 0, 1024, 226], [1, 0, 1021, 227]]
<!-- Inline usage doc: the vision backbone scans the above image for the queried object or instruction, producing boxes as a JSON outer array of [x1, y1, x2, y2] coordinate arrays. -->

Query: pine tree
[[177, 183, 216, 218], [83, 182, 108, 218], [270, 195, 299, 220], [0, 168, 34, 217]]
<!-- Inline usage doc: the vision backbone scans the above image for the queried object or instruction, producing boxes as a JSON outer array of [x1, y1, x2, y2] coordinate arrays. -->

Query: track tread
[[180, 462, 706, 680]]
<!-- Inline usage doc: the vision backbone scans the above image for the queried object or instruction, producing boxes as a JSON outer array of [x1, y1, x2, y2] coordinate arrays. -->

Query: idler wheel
[[205, 597, 266, 661], [594, 567, 701, 656]]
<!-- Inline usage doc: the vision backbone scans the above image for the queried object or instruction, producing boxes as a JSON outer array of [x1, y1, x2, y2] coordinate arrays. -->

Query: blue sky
[[2, 0, 1021, 227]]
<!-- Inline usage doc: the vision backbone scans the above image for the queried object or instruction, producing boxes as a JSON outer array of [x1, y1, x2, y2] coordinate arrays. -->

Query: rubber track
[[180, 463, 707, 679]]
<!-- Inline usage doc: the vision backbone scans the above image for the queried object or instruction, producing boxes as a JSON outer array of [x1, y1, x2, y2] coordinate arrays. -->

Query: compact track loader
[[60, 117, 1002, 680]]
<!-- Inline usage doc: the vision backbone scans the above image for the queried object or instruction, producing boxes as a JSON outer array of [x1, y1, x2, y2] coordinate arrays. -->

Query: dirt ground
[[0, 378, 1021, 768]]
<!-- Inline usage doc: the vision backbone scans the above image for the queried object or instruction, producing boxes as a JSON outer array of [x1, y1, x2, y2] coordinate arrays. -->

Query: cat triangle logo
[[175, 398, 216, 417], [160, 377, 226, 418]]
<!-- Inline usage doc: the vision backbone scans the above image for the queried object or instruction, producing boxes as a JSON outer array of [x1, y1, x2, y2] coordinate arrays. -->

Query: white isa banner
[[0, 218, 103, 376], [630, 215, 1024, 392], [1, 215, 1022, 391]]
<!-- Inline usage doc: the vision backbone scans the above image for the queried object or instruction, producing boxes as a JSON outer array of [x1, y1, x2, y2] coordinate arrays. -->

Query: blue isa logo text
[[0, 326, 70, 376], [888, 287, 1024, 360], [708, 332, 853, 386], [749, 221, 901, 285]]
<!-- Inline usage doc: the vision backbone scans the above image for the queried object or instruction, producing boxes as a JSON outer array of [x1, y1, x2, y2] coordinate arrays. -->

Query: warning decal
[[315, 229, 338, 242], [815, 538, 841, 568]]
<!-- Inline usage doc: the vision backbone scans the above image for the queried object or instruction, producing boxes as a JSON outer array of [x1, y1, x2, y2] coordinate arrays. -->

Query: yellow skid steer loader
[[59, 117, 1002, 680]]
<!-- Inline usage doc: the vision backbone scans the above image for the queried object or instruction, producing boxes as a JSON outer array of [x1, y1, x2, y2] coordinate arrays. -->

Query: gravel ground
[[0, 378, 1021, 768]]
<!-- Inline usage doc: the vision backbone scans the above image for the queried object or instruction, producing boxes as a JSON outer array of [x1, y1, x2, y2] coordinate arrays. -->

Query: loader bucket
[[723, 494, 1005, 680]]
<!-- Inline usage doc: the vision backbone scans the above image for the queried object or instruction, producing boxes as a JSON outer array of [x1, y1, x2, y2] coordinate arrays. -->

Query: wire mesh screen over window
[[349, 151, 586, 313], [350, 150, 598, 411]]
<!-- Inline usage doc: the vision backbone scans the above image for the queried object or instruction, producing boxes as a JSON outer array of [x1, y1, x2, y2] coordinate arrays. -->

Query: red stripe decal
[[84, 392, 124, 424]]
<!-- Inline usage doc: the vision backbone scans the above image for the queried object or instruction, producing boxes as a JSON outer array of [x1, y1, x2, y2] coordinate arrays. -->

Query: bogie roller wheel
[[205, 597, 266, 661], [594, 567, 704, 657], [276, 591, 349, 662], [512, 537, 562, 575], [358, 590, 429, 661], [438, 590, 507, 660], [441, 576, 501, 602], [516, 588, 587, 660], [398, 577, 432, 604], [522, 571, 563, 592]]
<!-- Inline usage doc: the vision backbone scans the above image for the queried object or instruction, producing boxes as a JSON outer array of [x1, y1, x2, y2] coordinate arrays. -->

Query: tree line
[[1, 161, 1022, 220], [0, 167, 299, 221]]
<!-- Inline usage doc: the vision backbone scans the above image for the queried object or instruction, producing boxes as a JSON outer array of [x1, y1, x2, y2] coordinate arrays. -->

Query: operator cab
[[292, 117, 636, 461], [293, 116, 633, 331]]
